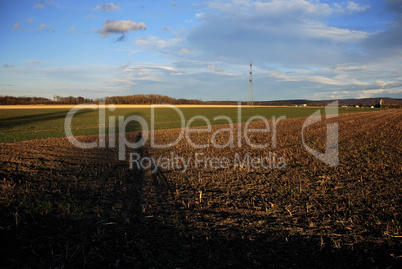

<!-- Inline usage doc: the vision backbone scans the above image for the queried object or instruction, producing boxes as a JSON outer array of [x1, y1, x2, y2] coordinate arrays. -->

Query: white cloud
[[269, 70, 373, 87], [25, 18, 34, 25], [179, 48, 191, 54], [187, 0, 377, 67], [214, 71, 238, 76], [36, 23, 54, 33], [128, 64, 177, 73], [135, 36, 183, 51], [67, 26, 77, 34], [98, 20, 146, 38], [208, 0, 252, 16], [12, 21, 31, 32], [12, 22, 21, 31], [13, 18, 50, 33], [302, 21, 368, 42], [36, 24, 46, 32], [0, 64, 123, 98], [94, 3, 120, 12], [254, 0, 332, 18], [116, 65, 179, 85], [331, 64, 368, 71], [268, 63, 402, 100], [195, 13, 205, 19], [209, 0, 333, 18], [358, 88, 402, 98], [34, 2, 46, 9], [374, 80, 402, 89], [332, 1, 370, 14], [346, 1, 370, 13], [270, 72, 347, 86], [85, 14, 95, 20], [34, 1, 54, 10], [207, 64, 222, 70]]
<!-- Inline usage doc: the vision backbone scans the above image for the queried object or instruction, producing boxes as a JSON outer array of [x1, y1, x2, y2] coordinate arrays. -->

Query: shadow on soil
[[0, 132, 399, 268]]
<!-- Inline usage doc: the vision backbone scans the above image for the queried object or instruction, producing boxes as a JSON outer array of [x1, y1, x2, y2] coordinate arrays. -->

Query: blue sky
[[1, 0, 401, 101]]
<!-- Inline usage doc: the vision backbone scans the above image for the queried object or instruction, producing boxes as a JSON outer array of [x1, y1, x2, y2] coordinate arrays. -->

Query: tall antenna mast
[[247, 60, 253, 105]]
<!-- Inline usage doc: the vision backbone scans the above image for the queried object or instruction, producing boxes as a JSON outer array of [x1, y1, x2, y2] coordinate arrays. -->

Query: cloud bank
[[187, 0, 376, 66]]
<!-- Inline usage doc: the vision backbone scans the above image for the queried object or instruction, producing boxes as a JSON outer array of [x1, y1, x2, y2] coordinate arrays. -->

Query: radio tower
[[247, 60, 253, 106]]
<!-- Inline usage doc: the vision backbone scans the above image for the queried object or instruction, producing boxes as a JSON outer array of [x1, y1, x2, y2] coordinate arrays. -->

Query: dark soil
[[0, 110, 401, 268]]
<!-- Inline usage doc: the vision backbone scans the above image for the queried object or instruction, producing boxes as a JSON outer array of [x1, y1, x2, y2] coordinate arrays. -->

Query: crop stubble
[[0, 109, 401, 268]]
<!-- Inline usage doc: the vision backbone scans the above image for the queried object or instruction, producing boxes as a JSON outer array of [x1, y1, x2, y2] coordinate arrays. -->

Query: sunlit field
[[0, 105, 379, 142]]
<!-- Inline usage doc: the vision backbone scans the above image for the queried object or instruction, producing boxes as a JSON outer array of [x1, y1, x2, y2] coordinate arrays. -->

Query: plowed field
[[0, 109, 401, 268]]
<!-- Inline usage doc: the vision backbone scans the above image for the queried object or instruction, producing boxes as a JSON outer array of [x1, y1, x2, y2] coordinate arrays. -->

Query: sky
[[0, 0, 402, 101]]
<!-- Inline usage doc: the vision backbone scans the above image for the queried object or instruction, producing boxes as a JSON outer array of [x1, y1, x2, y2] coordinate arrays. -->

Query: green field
[[0, 106, 379, 143]]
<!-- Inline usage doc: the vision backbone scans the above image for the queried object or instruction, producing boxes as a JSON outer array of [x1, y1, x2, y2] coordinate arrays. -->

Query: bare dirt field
[[0, 109, 401, 268]]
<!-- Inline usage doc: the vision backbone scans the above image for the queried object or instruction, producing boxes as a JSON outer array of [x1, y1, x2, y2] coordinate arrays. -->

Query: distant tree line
[[105, 94, 204, 105], [204, 101, 294, 106], [0, 94, 205, 105], [0, 95, 97, 105], [0, 96, 54, 105], [53, 96, 94, 104], [0, 95, 325, 107], [255, 101, 293, 106]]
